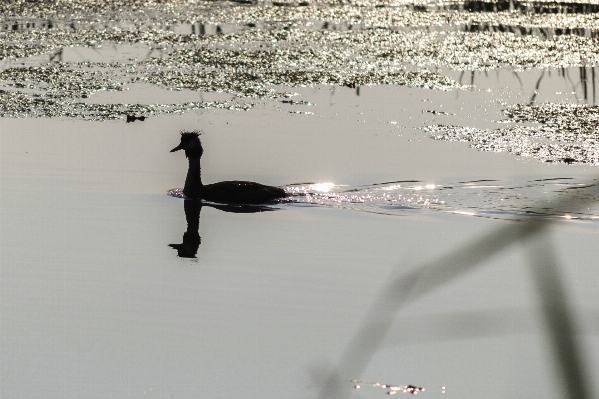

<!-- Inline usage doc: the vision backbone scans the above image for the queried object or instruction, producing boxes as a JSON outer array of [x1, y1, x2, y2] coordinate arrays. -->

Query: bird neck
[[183, 155, 204, 199]]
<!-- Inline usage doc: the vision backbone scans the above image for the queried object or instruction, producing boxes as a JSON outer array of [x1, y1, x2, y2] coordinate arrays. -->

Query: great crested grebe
[[170, 131, 288, 204]]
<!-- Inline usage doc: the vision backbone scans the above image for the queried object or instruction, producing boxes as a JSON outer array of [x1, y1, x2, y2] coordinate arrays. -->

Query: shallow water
[[2, 1, 599, 398]]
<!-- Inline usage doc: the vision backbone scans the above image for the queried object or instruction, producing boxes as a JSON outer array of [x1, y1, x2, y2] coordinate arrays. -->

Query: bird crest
[[180, 130, 201, 141]]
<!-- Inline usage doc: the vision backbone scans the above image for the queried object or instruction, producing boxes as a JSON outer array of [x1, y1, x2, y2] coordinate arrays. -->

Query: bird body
[[201, 180, 288, 204], [171, 132, 288, 205]]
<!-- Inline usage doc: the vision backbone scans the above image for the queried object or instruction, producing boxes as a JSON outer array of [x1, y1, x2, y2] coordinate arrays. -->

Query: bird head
[[171, 131, 203, 158]]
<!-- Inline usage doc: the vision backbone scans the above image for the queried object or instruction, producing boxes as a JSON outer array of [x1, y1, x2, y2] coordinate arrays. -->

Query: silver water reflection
[[5, 0, 599, 121], [170, 176, 599, 221], [284, 177, 599, 221]]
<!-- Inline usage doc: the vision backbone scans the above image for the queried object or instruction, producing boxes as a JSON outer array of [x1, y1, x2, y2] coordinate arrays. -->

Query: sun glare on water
[[310, 182, 335, 192]]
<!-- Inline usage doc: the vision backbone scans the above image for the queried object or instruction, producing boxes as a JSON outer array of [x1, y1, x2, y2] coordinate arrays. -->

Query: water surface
[[2, 1, 599, 399]]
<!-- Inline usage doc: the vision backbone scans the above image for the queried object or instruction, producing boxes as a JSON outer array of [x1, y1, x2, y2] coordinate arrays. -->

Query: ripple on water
[[282, 178, 599, 221], [169, 178, 599, 221]]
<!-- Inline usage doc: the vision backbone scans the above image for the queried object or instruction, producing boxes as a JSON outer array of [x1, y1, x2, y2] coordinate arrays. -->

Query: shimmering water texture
[[351, 379, 425, 395], [4, 0, 599, 120], [428, 102, 599, 165], [170, 177, 599, 221]]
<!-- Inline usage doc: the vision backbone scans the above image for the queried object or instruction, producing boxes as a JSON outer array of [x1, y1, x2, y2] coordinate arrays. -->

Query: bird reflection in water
[[169, 199, 276, 258], [169, 130, 283, 258]]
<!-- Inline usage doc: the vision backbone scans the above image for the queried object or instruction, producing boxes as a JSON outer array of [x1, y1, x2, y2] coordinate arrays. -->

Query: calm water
[[2, 1, 599, 398]]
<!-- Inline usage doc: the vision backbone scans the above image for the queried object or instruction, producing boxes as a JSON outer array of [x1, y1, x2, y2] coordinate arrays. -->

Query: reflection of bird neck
[[169, 200, 202, 258], [184, 200, 201, 235], [184, 154, 203, 199]]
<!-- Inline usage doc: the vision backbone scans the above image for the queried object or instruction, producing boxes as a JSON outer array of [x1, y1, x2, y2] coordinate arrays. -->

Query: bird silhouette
[[170, 131, 289, 204]]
